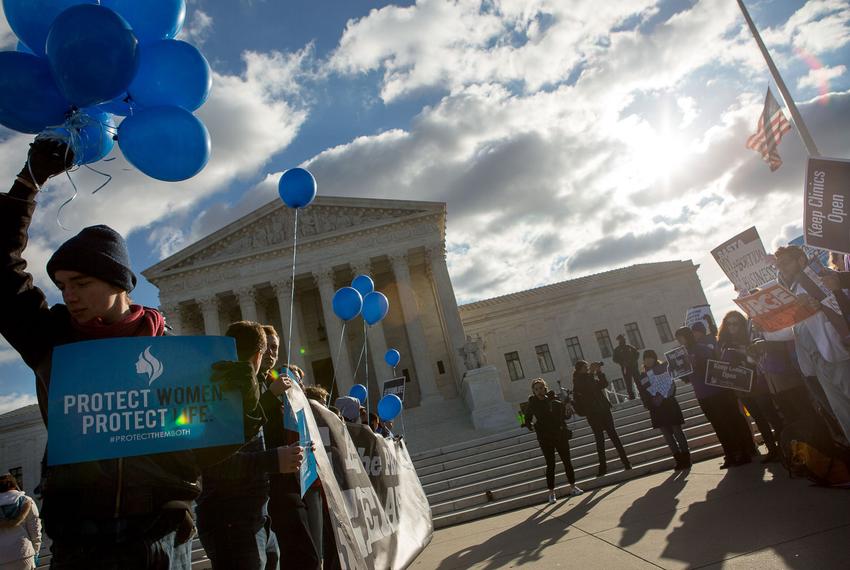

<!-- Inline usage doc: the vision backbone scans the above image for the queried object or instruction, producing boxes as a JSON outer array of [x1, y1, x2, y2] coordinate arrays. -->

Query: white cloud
[[764, 0, 850, 56], [0, 3, 16, 50], [0, 392, 37, 414], [797, 64, 847, 91], [177, 8, 214, 47]]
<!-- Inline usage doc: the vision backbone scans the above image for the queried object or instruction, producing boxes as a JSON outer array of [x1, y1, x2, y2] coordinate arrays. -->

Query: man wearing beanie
[[0, 139, 266, 569]]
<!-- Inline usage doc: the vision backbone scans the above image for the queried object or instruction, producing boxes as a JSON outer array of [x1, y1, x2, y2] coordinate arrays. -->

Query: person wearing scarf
[[0, 140, 264, 569]]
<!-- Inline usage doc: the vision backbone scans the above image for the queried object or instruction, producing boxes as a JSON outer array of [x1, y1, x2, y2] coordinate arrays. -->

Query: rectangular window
[[437, 360, 445, 374], [505, 351, 524, 381], [625, 322, 645, 349], [535, 344, 555, 373], [9, 466, 22, 490], [565, 336, 584, 365], [654, 315, 674, 343], [595, 329, 613, 359]]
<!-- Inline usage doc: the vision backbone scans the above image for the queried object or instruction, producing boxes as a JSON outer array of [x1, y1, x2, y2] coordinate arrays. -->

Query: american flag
[[746, 88, 792, 171]]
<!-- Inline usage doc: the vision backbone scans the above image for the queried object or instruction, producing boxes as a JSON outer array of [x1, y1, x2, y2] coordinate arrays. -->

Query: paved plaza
[[412, 457, 850, 569]]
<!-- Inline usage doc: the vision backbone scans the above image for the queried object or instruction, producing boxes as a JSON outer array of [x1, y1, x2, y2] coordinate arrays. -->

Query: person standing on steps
[[572, 361, 632, 476], [637, 350, 691, 470], [523, 378, 584, 504], [613, 334, 640, 400]]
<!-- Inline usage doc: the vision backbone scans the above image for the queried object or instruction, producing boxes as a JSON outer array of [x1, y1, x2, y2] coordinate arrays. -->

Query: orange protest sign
[[733, 283, 819, 332]]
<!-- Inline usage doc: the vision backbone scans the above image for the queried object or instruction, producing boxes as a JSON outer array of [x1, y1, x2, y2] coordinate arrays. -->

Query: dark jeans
[[699, 392, 753, 460], [587, 410, 629, 469], [740, 393, 782, 452], [269, 492, 320, 570], [199, 516, 276, 570], [659, 425, 689, 456], [537, 431, 575, 488], [50, 530, 191, 570], [303, 487, 324, 561], [622, 367, 638, 398]]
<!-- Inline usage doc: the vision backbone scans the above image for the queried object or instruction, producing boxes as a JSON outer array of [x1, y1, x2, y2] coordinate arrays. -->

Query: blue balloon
[[46, 4, 140, 107], [377, 394, 403, 422], [0, 52, 70, 133], [351, 274, 374, 297], [128, 40, 211, 111], [54, 109, 115, 165], [3, 0, 96, 57], [278, 168, 316, 208], [362, 292, 389, 326], [118, 106, 210, 181], [332, 287, 362, 322], [384, 349, 400, 368], [15, 41, 34, 55], [102, 0, 186, 43], [349, 384, 368, 406], [97, 93, 133, 117]]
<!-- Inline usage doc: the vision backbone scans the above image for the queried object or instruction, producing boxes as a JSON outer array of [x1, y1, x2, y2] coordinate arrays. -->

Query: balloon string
[[285, 209, 299, 371], [352, 340, 366, 384], [327, 322, 347, 405], [85, 164, 113, 194], [364, 319, 370, 418], [55, 143, 77, 231]]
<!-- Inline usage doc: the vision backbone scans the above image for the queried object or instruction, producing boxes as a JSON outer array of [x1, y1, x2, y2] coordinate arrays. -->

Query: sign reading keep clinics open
[[48, 336, 244, 465]]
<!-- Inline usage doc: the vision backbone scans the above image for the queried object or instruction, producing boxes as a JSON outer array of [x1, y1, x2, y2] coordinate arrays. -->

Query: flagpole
[[737, 0, 820, 158]]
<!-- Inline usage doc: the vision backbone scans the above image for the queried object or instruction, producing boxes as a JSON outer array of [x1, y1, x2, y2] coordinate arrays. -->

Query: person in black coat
[[572, 361, 632, 476], [523, 378, 583, 504], [638, 350, 690, 470]]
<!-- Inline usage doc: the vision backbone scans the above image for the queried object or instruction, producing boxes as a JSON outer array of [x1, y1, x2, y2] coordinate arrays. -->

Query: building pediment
[[143, 196, 445, 281]]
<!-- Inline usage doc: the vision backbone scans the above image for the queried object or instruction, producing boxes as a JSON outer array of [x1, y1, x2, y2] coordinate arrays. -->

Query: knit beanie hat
[[335, 396, 362, 422], [46, 225, 137, 292]]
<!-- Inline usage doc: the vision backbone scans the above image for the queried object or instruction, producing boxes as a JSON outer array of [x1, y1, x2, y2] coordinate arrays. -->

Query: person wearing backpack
[[523, 378, 583, 504], [572, 361, 632, 476], [638, 350, 690, 470]]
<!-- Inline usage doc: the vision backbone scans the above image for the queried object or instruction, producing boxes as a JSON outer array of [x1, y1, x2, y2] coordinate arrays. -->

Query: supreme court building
[[142, 195, 710, 449]]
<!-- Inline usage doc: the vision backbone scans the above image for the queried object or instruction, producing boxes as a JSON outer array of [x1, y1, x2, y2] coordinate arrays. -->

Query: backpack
[[779, 419, 850, 487]]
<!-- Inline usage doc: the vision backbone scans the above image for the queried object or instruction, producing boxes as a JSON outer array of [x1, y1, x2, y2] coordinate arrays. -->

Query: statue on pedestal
[[460, 334, 486, 371]]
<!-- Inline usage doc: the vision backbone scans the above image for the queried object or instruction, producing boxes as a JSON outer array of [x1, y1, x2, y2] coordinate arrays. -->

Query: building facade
[[0, 404, 45, 496], [459, 261, 708, 404]]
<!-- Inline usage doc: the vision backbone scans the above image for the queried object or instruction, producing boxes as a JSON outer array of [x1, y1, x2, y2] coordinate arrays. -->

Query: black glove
[[23, 138, 74, 185], [524, 422, 535, 432], [210, 360, 260, 411]]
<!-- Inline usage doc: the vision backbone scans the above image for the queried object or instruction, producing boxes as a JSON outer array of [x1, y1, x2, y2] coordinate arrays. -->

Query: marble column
[[350, 260, 393, 392], [388, 253, 442, 404], [235, 286, 259, 322], [197, 295, 221, 336], [313, 270, 355, 395], [426, 245, 468, 386], [160, 303, 184, 335], [272, 278, 306, 368]]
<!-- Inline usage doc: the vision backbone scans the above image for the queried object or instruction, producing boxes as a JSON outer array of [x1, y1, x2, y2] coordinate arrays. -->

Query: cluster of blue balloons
[[0, 0, 212, 182], [331, 273, 390, 326], [348, 384, 403, 422]]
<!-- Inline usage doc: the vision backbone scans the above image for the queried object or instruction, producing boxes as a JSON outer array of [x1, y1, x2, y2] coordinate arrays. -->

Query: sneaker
[[568, 486, 584, 497], [547, 492, 556, 505]]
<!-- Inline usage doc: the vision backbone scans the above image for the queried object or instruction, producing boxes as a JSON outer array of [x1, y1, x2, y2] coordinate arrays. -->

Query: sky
[[1, 0, 849, 412]]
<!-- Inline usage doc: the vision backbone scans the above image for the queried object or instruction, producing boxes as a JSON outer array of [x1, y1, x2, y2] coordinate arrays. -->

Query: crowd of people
[[522, 243, 850, 504], [0, 140, 401, 569]]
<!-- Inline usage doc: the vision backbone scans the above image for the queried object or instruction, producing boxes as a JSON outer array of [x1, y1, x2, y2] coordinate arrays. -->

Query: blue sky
[[1, 0, 850, 411]]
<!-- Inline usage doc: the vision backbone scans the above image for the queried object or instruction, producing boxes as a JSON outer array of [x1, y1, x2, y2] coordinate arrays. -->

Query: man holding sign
[[0, 140, 265, 569]]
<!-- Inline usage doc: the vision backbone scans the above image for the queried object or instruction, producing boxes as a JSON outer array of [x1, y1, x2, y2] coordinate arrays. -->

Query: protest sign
[[711, 227, 775, 292], [296, 409, 319, 498], [48, 336, 242, 466], [382, 376, 406, 400], [664, 346, 693, 379], [733, 283, 819, 332], [789, 235, 830, 266], [645, 368, 674, 398], [797, 256, 850, 340], [704, 360, 753, 392], [803, 157, 850, 254], [685, 305, 714, 330]]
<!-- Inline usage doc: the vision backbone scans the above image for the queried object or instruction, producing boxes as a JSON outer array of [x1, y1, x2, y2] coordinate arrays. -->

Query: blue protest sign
[[48, 336, 243, 465], [296, 408, 319, 497]]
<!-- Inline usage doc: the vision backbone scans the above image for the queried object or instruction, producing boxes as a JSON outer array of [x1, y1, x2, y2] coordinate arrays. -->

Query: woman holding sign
[[638, 350, 690, 470], [0, 140, 269, 568]]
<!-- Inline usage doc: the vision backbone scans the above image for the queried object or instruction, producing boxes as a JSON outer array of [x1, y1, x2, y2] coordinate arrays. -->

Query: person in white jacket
[[0, 473, 41, 570]]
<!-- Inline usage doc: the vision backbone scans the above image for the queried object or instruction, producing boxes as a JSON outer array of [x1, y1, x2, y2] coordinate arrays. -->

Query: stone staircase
[[412, 382, 727, 529]]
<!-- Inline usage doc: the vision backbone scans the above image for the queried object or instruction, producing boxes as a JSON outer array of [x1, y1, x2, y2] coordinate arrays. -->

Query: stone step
[[419, 397, 704, 485], [432, 442, 726, 529], [412, 382, 696, 469], [427, 422, 718, 513], [421, 403, 708, 493]]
